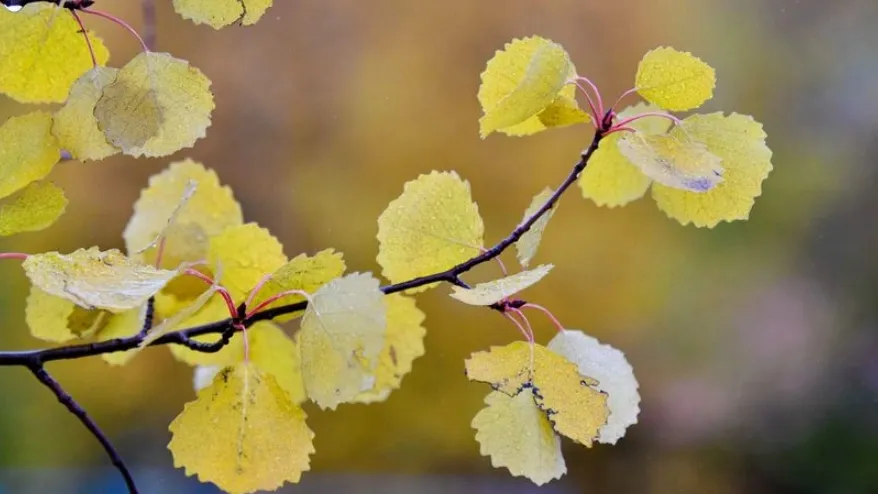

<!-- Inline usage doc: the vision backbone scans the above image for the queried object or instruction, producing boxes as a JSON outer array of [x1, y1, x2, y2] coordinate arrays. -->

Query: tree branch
[[0, 128, 605, 367], [0, 127, 605, 494], [138, 297, 155, 337], [29, 364, 138, 493], [382, 134, 602, 295]]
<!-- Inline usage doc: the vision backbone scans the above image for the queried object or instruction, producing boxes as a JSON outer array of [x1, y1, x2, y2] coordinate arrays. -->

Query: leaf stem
[[509, 308, 535, 342], [480, 247, 508, 277], [503, 311, 533, 343], [244, 273, 274, 310], [610, 87, 638, 112], [602, 126, 635, 137], [522, 302, 565, 332], [182, 268, 237, 318], [70, 9, 97, 68], [570, 81, 600, 126], [0, 252, 29, 260], [81, 8, 150, 53], [612, 111, 681, 132], [245, 289, 310, 319], [574, 76, 604, 119]]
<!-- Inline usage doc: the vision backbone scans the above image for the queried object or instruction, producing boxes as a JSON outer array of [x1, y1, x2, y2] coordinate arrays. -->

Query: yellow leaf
[[23, 247, 179, 312], [354, 294, 426, 403], [208, 223, 287, 300], [472, 389, 566, 485], [0, 4, 110, 103], [0, 112, 61, 200], [132, 180, 198, 257], [124, 159, 243, 268], [240, 0, 272, 25], [299, 273, 386, 409], [154, 274, 217, 318], [0, 181, 67, 236], [173, 0, 272, 29], [377, 171, 483, 292], [466, 342, 609, 446], [449, 264, 553, 306], [168, 295, 245, 366], [548, 330, 640, 444], [168, 363, 314, 494], [25, 287, 107, 343], [579, 134, 652, 207], [190, 323, 305, 404], [536, 94, 591, 128], [94, 52, 214, 157], [651, 112, 773, 227], [249, 323, 307, 404], [579, 103, 670, 207], [478, 36, 574, 137], [96, 306, 148, 366], [498, 87, 590, 137], [173, 0, 242, 29], [618, 131, 724, 192], [466, 342, 537, 393], [635, 46, 715, 111], [515, 188, 555, 267], [52, 67, 120, 161], [252, 249, 346, 322]]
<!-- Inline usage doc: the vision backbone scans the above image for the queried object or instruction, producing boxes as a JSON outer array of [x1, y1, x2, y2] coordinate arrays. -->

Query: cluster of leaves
[[479, 36, 774, 227], [377, 169, 641, 484], [0, 0, 279, 237], [18, 159, 427, 492], [0, 2, 774, 490]]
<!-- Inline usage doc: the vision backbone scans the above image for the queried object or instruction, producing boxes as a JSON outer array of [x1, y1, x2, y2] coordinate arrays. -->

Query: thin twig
[[382, 131, 603, 295], [138, 297, 156, 337], [176, 325, 237, 353], [29, 365, 139, 493]]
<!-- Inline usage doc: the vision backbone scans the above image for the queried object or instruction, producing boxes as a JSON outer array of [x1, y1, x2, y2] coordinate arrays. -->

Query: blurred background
[[1, 0, 877, 492]]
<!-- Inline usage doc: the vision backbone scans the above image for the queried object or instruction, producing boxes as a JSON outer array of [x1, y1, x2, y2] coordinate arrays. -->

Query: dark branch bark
[[29, 365, 138, 493], [0, 127, 605, 494], [138, 297, 155, 337]]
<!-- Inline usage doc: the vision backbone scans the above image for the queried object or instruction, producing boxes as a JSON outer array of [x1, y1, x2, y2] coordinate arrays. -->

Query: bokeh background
[[1, 0, 877, 492]]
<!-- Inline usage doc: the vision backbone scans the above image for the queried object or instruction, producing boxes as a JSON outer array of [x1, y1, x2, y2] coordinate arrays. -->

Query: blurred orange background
[[1, 0, 876, 493]]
